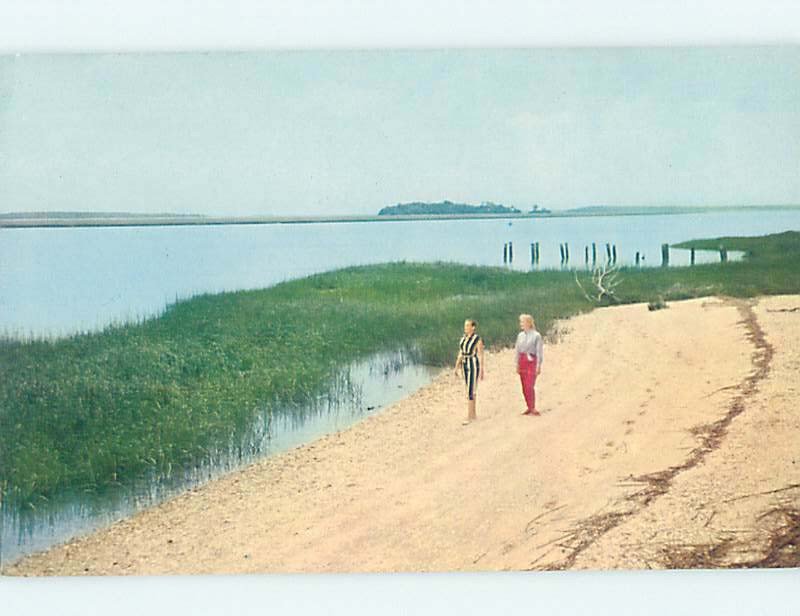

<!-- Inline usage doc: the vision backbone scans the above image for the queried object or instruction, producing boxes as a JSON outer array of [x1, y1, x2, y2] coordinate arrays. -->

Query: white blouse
[[515, 329, 543, 365]]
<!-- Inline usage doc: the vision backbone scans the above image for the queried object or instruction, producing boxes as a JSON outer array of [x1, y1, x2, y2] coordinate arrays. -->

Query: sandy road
[[7, 295, 800, 575]]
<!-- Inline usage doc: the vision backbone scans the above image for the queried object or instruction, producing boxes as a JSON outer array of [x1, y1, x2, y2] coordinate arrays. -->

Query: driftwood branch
[[574, 271, 594, 303], [702, 384, 740, 399], [721, 483, 800, 504], [525, 504, 569, 534], [575, 264, 622, 304], [525, 546, 559, 569]]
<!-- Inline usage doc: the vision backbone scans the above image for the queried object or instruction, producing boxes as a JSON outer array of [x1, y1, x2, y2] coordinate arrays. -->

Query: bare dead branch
[[574, 271, 595, 303], [574, 264, 623, 304], [721, 483, 800, 504], [525, 504, 569, 534]]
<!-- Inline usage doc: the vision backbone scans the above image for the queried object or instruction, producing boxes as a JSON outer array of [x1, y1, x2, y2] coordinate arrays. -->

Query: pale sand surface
[[7, 295, 800, 575]]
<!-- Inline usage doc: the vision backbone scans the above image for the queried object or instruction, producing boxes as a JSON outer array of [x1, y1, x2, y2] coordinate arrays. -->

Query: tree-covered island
[[378, 201, 536, 216]]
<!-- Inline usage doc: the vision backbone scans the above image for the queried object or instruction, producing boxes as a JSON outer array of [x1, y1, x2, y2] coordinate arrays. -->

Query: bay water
[[1, 208, 799, 566], [4, 209, 799, 338]]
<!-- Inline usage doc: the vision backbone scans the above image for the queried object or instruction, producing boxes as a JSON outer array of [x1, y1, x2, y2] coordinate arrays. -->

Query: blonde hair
[[519, 313, 535, 329]]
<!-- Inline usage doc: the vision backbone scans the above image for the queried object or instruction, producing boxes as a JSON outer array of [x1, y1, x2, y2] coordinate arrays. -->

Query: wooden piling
[[690, 247, 695, 265], [592, 242, 597, 265], [503, 243, 508, 263], [559, 243, 565, 263], [612, 245, 617, 264], [508, 241, 513, 262], [635, 251, 640, 266], [661, 243, 670, 267], [585, 245, 589, 264], [564, 243, 569, 263]]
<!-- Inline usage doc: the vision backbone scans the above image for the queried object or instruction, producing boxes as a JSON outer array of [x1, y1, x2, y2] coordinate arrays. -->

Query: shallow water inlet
[[0, 349, 440, 568]]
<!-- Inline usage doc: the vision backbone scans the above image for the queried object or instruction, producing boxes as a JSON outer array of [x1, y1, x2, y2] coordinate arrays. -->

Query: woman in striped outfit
[[515, 313, 543, 416], [454, 318, 485, 425]]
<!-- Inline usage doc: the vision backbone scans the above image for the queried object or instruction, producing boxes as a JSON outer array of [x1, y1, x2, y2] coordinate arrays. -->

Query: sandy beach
[[7, 295, 800, 576]]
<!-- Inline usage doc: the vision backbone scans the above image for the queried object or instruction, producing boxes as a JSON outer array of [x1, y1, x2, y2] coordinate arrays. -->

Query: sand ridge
[[7, 295, 800, 575]]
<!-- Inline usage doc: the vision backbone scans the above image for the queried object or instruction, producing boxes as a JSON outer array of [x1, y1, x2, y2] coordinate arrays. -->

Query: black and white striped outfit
[[459, 333, 481, 400]]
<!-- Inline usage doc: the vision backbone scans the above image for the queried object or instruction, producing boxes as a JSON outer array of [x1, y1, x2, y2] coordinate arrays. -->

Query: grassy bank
[[1, 231, 799, 506]]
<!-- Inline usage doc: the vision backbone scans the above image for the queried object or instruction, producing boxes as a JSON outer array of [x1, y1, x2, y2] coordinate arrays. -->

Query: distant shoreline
[[2, 205, 799, 229]]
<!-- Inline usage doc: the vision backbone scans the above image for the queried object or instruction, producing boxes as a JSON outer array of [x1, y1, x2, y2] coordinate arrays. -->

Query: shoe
[[521, 410, 533, 415], [530, 409, 541, 416], [462, 420, 472, 426]]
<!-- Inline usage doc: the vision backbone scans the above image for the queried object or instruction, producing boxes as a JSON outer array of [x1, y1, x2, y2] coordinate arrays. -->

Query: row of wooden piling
[[505, 241, 621, 265], [503, 242, 730, 266], [505, 241, 544, 264]]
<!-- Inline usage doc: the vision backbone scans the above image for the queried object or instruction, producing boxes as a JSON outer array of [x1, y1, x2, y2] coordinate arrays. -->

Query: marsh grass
[[1, 232, 799, 507]]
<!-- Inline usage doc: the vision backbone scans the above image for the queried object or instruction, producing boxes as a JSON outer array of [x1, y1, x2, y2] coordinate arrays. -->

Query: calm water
[[3, 209, 799, 338], [2, 208, 799, 567]]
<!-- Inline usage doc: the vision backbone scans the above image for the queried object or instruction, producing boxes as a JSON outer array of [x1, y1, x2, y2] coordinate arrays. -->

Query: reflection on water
[[2, 209, 798, 338], [548, 246, 745, 269], [0, 349, 440, 569]]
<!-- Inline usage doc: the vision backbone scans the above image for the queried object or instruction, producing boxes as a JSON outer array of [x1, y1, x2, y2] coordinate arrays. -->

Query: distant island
[[378, 201, 550, 216]]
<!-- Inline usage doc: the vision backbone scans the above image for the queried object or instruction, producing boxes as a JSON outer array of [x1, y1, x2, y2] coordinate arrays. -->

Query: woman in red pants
[[515, 313, 543, 416]]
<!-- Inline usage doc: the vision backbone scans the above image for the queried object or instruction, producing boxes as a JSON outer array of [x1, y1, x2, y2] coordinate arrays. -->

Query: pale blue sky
[[1, 47, 798, 216]]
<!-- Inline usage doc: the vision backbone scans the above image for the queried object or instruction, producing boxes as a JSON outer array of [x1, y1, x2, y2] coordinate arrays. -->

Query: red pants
[[518, 354, 538, 412]]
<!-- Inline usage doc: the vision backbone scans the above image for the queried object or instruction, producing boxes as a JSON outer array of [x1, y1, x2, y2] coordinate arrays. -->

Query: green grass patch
[[1, 231, 799, 506]]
